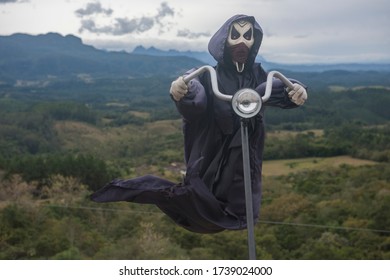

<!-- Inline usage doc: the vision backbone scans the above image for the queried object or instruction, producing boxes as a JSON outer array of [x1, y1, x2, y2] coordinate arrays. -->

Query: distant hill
[[1, 33, 389, 84], [0, 33, 203, 81], [132, 45, 216, 66], [261, 61, 390, 73], [132, 45, 390, 72]]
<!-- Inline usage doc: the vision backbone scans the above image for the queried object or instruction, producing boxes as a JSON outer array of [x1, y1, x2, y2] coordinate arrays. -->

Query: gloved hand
[[288, 84, 307, 105], [170, 76, 188, 101]]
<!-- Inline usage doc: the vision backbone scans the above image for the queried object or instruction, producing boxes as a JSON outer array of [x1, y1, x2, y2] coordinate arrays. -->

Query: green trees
[[3, 154, 118, 191], [1, 163, 388, 260], [257, 164, 390, 259], [264, 123, 390, 162]]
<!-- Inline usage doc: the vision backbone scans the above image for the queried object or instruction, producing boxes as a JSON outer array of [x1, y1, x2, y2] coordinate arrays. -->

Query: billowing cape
[[91, 14, 302, 233]]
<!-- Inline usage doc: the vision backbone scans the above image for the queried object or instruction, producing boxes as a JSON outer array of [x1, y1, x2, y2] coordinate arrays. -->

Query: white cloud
[[77, 2, 176, 36], [75, 2, 112, 17], [0, 0, 27, 4], [177, 29, 210, 39]]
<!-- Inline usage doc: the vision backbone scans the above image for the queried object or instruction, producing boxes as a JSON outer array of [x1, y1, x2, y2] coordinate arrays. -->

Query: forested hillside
[[1, 65, 389, 259], [0, 33, 202, 80]]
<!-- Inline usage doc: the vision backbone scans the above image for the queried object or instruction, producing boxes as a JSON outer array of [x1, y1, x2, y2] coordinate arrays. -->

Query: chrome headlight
[[232, 88, 262, 118]]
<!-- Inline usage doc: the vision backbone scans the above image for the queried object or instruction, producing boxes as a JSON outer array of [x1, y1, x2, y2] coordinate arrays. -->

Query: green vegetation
[[0, 71, 389, 259]]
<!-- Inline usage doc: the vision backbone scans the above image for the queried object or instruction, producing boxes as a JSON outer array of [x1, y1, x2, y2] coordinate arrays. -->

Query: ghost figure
[[91, 14, 307, 233]]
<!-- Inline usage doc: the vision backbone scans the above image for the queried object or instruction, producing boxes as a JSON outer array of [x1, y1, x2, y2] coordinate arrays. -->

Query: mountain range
[[1, 33, 389, 82], [132, 45, 390, 72], [0, 33, 202, 81]]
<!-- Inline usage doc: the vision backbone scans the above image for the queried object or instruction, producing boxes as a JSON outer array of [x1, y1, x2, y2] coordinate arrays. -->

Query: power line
[[45, 204, 163, 215], [45, 204, 390, 234], [258, 220, 390, 234]]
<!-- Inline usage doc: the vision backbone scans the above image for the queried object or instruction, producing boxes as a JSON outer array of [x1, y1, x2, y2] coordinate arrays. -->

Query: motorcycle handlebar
[[183, 65, 294, 102]]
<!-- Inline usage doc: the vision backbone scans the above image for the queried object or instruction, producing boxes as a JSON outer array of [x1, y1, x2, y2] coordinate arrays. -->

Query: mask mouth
[[235, 62, 245, 73], [228, 42, 250, 73]]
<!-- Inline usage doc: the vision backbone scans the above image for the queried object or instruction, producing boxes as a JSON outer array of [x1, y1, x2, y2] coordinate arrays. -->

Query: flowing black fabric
[[91, 158, 245, 233]]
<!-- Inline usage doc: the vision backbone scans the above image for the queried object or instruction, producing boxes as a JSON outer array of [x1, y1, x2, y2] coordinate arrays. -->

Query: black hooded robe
[[91, 14, 303, 234]]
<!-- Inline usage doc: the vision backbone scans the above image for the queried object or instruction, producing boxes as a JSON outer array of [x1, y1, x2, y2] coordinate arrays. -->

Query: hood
[[208, 14, 263, 68]]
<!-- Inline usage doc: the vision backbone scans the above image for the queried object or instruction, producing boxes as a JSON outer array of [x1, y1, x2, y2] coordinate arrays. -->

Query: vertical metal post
[[241, 119, 256, 260]]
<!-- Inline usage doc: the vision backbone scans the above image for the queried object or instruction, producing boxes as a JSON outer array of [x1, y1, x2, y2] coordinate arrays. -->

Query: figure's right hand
[[170, 76, 188, 101]]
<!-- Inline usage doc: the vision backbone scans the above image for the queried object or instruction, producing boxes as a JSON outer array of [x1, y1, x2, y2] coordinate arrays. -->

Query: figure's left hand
[[288, 84, 307, 105]]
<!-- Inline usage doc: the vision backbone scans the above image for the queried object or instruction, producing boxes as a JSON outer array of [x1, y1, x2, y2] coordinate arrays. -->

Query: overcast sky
[[1, 0, 389, 64]]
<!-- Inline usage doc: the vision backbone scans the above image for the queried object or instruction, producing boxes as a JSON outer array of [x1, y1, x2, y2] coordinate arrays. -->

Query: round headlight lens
[[232, 88, 262, 118]]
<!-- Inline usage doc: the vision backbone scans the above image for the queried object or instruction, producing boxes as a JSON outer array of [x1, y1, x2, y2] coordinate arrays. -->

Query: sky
[[0, 0, 389, 64]]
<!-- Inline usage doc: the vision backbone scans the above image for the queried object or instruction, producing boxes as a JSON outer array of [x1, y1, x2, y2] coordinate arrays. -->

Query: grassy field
[[53, 120, 380, 179], [267, 129, 324, 139], [262, 156, 377, 177], [54, 119, 181, 157]]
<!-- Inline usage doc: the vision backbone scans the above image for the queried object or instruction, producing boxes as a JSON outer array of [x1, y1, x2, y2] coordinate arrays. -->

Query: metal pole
[[241, 118, 256, 260]]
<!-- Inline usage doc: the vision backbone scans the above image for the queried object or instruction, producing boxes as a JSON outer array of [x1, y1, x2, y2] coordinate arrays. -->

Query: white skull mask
[[227, 20, 254, 72], [227, 20, 254, 49]]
